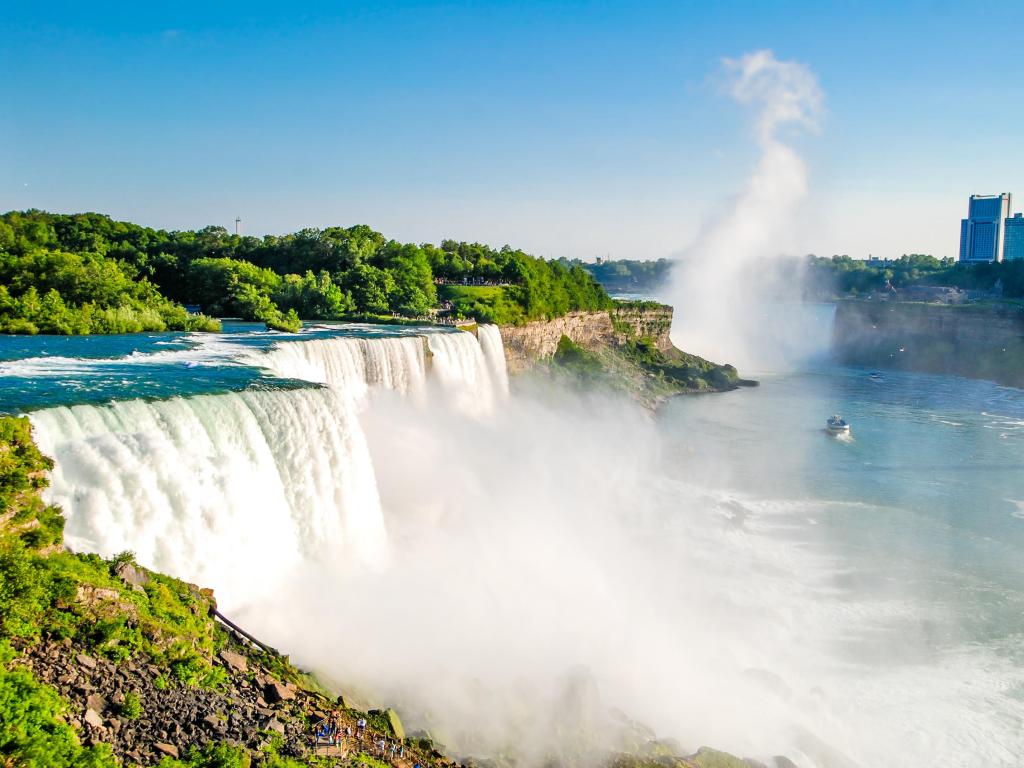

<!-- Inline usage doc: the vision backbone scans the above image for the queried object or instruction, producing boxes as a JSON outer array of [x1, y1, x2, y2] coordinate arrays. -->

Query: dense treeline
[[563, 251, 1024, 302], [562, 257, 673, 292], [0, 217, 220, 335], [0, 210, 611, 333], [805, 254, 1024, 298]]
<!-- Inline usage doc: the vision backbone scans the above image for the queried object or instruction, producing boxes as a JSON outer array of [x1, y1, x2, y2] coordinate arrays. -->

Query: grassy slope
[[437, 285, 527, 326]]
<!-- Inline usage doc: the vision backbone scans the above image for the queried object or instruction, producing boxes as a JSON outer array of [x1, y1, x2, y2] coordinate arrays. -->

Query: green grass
[[120, 691, 142, 720], [438, 285, 528, 325], [0, 640, 119, 768]]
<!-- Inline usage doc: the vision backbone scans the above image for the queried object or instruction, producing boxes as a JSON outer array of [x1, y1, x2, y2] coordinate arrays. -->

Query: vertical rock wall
[[498, 305, 674, 374]]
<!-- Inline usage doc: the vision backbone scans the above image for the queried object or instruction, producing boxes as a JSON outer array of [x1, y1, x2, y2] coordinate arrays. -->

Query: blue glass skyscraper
[[1004, 213, 1024, 261], [959, 193, 1011, 262]]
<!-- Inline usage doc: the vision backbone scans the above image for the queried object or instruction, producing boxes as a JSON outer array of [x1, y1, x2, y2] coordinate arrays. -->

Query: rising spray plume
[[666, 50, 826, 371]]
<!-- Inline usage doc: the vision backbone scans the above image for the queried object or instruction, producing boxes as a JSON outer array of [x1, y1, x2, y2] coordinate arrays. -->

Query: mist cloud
[[665, 50, 826, 372]]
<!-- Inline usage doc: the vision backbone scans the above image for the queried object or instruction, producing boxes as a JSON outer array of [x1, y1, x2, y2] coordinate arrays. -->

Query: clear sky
[[2, 1, 1022, 261]]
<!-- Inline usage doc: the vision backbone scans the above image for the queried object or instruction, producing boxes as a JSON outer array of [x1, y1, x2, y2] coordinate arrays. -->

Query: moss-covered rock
[[386, 707, 406, 740]]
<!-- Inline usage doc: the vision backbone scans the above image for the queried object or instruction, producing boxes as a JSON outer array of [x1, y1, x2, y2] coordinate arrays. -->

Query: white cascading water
[[426, 329, 505, 415], [477, 324, 510, 399], [30, 388, 385, 605], [253, 335, 428, 399], [29, 327, 507, 608]]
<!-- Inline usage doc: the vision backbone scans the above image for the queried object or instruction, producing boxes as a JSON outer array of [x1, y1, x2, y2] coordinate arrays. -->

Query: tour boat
[[826, 415, 850, 435]]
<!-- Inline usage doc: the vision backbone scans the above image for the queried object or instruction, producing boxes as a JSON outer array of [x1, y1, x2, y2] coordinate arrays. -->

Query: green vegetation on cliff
[[550, 335, 741, 406], [0, 210, 612, 334], [805, 253, 1024, 298]]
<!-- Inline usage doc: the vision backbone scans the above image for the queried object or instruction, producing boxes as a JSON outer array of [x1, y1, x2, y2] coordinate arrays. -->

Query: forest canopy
[[0, 211, 612, 334]]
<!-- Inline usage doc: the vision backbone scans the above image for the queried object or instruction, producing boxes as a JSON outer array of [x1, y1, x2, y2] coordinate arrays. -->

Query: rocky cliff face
[[499, 305, 674, 375], [833, 300, 1024, 387]]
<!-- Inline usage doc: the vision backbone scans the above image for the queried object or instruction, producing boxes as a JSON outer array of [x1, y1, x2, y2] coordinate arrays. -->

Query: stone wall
[[499, 305, 674, 374]]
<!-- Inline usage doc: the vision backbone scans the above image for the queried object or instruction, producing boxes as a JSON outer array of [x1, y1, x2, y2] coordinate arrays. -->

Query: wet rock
[[691, 747, 750, 768]]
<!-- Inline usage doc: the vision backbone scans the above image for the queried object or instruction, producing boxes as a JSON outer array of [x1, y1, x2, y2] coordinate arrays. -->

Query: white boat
[[826, 415, 850, 435]]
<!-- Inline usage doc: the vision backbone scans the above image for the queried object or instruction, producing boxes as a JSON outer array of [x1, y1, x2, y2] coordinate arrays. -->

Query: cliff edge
[[498, 303, 749, 405], [833, 299, 1024, 387]]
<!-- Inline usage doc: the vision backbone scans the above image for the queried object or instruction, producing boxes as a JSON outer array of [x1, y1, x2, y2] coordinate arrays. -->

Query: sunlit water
[[1, 318, 1022, 767], [660, 363, 1024, 763], [0, 321, 440, 412]]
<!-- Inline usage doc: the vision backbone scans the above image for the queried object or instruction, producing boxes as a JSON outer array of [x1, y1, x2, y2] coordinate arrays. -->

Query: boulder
[[76, 653, 97, 670], [219, 650, 248, 673], [154, 743, 179, 759], [264, 681, 295, 704], [83, 708, 103, 728], [266, 718, 286, 735], [85, 693, 107, 713]]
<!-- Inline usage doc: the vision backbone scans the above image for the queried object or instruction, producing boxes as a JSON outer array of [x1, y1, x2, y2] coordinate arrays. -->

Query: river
[[0, 316, 1021, 767]]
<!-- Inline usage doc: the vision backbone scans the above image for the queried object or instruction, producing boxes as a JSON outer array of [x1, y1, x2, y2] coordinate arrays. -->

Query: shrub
[[0, 648, 118, 767], [120, 691, 142, 720]]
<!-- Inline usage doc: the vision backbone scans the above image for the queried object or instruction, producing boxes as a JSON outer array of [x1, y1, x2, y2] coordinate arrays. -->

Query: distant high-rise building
[[1005, 213, 1024, 261], [959, 193, 1011, 262]]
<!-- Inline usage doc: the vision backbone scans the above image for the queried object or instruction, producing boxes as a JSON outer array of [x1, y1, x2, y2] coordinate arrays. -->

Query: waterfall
[[255, 335, 427, 399], [30, 387, 387, 606], [27, 325, 510, 607], [426, 328, 508, 414], [478, 325, 510, 398]]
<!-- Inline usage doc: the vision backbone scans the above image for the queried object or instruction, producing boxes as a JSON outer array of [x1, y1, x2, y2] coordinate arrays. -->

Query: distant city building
[[959, 193, 1011, 262], [1004, 212, 1024, 261]]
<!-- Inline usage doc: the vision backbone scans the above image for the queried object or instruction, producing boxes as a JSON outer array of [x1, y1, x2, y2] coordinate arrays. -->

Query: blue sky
[[2, 1, 1022, 260]]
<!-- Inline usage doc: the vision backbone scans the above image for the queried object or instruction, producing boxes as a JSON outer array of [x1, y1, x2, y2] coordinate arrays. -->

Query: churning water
[[3, 318, 1023, 767]]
